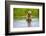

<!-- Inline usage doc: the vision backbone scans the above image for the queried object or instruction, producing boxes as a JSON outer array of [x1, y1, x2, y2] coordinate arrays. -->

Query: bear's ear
[[28, 11, 32, 14]]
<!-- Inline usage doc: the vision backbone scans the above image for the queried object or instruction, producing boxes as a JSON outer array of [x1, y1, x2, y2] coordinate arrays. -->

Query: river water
[[13, 18, 39, 28]]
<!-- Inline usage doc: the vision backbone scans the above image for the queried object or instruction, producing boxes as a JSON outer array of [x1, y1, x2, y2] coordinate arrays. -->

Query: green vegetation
[[13, 8, 39, 20]]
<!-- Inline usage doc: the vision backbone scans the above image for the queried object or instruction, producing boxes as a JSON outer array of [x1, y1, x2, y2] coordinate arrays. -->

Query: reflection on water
[[13, 18, 39, 28]]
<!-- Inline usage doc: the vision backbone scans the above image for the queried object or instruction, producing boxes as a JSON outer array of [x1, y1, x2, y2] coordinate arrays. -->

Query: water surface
[[13, 18, 39, 28]]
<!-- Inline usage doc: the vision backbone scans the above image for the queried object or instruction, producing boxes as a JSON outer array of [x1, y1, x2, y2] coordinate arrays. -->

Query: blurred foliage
[[13, 8, 39, 20]]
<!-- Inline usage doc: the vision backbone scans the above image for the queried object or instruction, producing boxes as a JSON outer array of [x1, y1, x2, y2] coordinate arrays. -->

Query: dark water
[[13, 18, 39, 28]]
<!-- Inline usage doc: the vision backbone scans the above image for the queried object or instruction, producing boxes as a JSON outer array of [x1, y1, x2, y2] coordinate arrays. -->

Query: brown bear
[[26, 11, 32, 27]]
